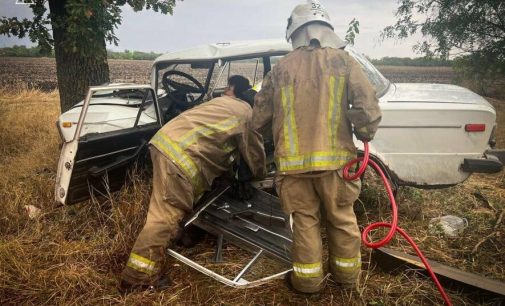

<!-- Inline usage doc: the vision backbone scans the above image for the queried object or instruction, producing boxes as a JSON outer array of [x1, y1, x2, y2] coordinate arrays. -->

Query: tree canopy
[[383, 0, 505, 83], [383, 0, 504, 58], [0, 0, 179, 112], [0, 0, 176, 58]]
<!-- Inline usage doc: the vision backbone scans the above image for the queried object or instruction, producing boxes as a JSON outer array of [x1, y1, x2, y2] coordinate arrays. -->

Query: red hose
[[343, 142, 452, 306]]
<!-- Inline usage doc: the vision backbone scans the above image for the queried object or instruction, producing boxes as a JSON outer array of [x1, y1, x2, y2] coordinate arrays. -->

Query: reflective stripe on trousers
[[126, 253, 158, 276], [333, 256, 362, 271], [293, 262, 323, 278]]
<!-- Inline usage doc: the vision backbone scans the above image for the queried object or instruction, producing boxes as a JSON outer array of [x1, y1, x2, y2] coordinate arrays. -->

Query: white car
[[55, 39, 501, 205]]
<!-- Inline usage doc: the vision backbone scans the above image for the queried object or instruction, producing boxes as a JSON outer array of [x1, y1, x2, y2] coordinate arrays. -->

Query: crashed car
[[55, 39, 501, 206], [54, 39, 502, 287]]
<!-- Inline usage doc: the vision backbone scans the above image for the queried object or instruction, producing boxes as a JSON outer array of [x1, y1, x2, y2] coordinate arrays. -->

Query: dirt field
[[0, 58, 504, 305], [0, 57, 459, 90], [0, 57, 153, 90]]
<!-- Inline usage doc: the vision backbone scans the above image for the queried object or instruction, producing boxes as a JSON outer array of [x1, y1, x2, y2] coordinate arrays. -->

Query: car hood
[[387, 83, 493, 107]]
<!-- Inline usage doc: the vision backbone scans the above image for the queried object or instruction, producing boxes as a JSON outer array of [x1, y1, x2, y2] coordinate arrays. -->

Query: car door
[[55, 84, 163, 205]]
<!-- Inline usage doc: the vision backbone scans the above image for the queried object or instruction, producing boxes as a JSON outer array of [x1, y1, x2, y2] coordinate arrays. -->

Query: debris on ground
[[429, 215, 468, 238]]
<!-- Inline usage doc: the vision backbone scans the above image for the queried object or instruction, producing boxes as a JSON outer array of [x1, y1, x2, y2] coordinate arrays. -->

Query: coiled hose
[[342, 142, 452, 306]]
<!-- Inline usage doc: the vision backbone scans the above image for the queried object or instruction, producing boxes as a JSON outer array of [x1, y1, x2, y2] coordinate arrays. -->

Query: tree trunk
[[48, 0, 110, 113]]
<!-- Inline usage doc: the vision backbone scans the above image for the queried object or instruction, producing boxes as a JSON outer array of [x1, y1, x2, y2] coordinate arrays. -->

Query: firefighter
[[120, 75, 266, 292], [252, 0, 382, 295]]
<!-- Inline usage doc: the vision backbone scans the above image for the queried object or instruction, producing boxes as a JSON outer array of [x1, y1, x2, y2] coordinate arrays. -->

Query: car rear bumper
[[461, 153, 503, 174]]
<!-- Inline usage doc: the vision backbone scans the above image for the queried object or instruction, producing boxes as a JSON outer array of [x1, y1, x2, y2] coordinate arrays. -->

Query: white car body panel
[[56, 40, 499, 197], [55, 139, 78, 205], [359, 83, 496, 185], [59, 104, 157, 142]]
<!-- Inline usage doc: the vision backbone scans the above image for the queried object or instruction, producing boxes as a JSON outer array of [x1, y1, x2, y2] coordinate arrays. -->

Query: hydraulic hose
[[343, 141, 452, 306]]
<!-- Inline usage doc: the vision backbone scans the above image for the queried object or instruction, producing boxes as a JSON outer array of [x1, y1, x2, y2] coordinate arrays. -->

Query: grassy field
[[0, 61, 504, 305]]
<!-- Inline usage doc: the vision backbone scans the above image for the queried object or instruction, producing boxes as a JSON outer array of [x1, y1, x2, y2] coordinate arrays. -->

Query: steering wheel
[[162, 70, 205, 107]]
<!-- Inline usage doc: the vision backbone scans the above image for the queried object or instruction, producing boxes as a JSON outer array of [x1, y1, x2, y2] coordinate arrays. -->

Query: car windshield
[[345, 46, 390, 97], [85, 88, 157, 121], [90, 89, 146, 104], [156, 63, 212, 96]]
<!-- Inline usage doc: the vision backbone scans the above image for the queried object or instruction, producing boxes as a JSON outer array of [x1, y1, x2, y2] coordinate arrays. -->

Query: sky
[[0, 0, 423, 59]]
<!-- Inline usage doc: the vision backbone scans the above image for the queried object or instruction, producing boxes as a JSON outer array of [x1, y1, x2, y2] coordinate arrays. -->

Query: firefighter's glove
[[232, 180, 255, 201], [354, 126, 373, 142], [232, 156, 255, 200]]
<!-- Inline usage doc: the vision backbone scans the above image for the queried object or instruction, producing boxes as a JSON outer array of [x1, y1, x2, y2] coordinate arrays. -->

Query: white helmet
[[286, 0, 333, 41]]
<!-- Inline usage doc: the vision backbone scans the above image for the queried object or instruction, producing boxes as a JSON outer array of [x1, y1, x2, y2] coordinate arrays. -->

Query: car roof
[[153, 39, 292, 64]]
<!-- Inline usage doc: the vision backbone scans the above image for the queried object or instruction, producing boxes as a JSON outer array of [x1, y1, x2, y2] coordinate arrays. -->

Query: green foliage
[[0, 45, 54, 57], [0, 0, 179, 60], [0, 1, 52, 55], [383, 0, 505, 78], [0, 45, 162, 60], [371, 56, 452, 67], [345, 18, 360, 45], [107, 49, 161, 60], [453, 52, 505, 96]]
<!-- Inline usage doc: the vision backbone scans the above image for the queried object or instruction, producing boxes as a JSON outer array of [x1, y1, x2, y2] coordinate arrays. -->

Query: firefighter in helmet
[[252, 0, 382, 294], [120, 75, 266, 292]]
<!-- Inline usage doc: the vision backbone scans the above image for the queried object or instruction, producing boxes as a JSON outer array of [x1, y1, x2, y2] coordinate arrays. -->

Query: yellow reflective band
[[126, 253, 157, 275], [281, 85, 299, 156], [178, 117, 240, 149], [151, 133, 199, 183], [252, 82, 262, 91], [334, 256, 362, 271], [276, 151, 354, 171], [328, 75, 345, 150], [293, 262, 323, 278], [328, 76, 336, 149]]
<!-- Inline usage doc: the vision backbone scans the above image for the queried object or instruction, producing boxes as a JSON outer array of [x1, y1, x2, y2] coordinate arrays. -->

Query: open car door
[[55, 84, 162, 205]]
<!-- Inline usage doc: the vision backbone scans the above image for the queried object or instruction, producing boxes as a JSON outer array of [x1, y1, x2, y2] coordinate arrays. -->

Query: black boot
[[118, 275, 172, 295], [284, 271, 321, 300]]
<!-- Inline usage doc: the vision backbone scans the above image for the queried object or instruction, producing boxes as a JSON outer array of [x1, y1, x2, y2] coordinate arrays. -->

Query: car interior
[[155, 57, 268, 123]]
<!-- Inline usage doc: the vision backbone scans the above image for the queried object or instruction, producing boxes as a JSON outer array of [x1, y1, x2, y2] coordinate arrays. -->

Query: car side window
[[209, 58, 265, 96], [79, 88, 158, 138]]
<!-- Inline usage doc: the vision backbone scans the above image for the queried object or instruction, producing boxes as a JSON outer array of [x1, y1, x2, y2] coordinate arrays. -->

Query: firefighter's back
[[270, 47, 357, 174], [151, 96, 252, 193]]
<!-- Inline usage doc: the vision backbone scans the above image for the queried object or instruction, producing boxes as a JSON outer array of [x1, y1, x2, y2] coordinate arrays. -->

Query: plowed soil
[[0, 57, 458, 90]]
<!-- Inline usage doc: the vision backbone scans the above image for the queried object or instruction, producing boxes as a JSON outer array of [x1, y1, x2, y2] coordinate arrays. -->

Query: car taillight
[[465, 124, 486, 132]]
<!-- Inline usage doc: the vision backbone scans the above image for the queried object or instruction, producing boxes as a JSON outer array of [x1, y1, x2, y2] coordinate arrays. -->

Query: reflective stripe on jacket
[[252, 47, 381, 174], [150, 96, 266, 195]]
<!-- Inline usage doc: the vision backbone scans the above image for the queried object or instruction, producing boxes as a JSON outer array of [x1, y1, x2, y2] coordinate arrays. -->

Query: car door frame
[[55, 84, 163, 205]]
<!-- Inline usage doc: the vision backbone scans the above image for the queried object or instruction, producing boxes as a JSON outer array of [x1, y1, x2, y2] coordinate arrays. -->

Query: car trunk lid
[[387, 83, 493, 108]]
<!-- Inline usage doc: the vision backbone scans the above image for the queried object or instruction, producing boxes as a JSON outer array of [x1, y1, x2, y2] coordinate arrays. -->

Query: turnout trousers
[[276, 170, 362, 293], [121, 147, 193, 285]]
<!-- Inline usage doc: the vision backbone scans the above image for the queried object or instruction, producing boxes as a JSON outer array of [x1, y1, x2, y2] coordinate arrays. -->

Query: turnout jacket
[[252, 47, 382, 174], [150, 96, 266, 195]]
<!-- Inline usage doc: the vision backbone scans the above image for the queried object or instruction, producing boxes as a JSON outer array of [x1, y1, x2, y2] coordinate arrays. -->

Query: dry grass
[[1, 86, 504, 305]]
